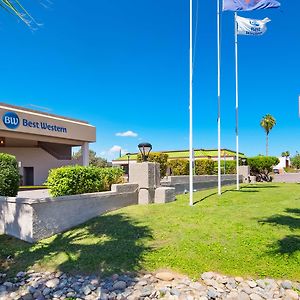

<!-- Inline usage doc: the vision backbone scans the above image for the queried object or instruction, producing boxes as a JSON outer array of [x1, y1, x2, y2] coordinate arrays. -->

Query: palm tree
[[1, 0, 34, 26], [260, 114, 276, 156]]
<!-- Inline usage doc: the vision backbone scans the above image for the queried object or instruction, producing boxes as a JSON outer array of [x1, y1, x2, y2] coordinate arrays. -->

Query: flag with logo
[[236, 15, 271, 36], [223, 0, 280, 11]]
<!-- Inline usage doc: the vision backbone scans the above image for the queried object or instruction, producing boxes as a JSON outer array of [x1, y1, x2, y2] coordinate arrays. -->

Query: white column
[[217, 0, 222, 196], [235, 12, 240, 190], [189, 0, 194, 206], [82, 142, 89, 167]]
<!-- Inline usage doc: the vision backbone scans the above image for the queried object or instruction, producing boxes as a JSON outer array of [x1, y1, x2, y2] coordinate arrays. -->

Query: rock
[[45, 278, 60, 288], [250, 293, 263, 300], [27, 285, 36, 294], [22, 293, 33, 300], [42, 288, 51, 296], [281, 280, 293, 290], [113, 281, 127, 290], [201, 272, 215, 280], [239, 292, 251, 300], [207, 287, 218, 299], [156, 272, 175, 281], [53, 290, 64, 298], [138, 280, 148, 286], [247, 281, 257, 288], [285, 289, 299, 300], [17, 271, 26, 278], [235, 277, 244, 283]]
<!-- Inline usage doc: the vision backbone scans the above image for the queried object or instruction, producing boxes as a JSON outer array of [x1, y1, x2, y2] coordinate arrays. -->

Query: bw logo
[[2, 111, 20, 130]]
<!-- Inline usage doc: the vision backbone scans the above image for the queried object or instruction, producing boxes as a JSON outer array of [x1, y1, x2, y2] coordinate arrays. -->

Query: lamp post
[[138, 143, 152, 162], [125, 153, 131, 182]]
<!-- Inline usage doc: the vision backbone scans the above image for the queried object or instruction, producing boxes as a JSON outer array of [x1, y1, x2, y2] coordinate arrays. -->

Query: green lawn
[[1, 183, 300, 280]]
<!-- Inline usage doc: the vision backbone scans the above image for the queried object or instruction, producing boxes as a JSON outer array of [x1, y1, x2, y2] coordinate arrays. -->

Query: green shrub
[[0, 153, 20, 197], [247, 156, 279, 182], [213, 160, 237, 175], [47, 166, 124, 197], [195, 159, 215, 175], [291, 154, 300, 169], [137, 152, 169, 178], [168, 159, 189, 175]]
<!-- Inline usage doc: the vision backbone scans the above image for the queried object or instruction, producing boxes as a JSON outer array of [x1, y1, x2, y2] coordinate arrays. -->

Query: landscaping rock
[[0, 270, 298, 300], [112, 281, 127, 290], [282, 280, 293, 290], [155, 271, 175, 281], [45, 278, 60, 288]]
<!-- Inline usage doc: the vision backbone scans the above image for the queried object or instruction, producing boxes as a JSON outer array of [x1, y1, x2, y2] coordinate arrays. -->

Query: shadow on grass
[[273, 235, 300, 255], [0, 213, 153, 277], [241, 185, 279, 189], [259, 208, 300, 256], [285, 208, 300, 216]]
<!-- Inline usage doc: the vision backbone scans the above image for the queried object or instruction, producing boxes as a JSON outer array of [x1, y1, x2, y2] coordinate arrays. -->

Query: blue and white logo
[[249, 20, 260, 27], [2, 111, 20, 129]]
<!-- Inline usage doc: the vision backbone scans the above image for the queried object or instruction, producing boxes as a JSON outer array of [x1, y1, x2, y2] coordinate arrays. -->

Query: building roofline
[[0, 102, 90, 125], [113, 148, 246, 162]]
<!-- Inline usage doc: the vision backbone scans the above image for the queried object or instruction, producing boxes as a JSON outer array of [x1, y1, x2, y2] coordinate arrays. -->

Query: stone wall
[[161, 175, 243, 195], [0, 183, 138, 243]]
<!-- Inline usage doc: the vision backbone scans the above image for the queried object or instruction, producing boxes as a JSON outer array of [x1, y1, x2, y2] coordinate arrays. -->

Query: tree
[[291, 153, 300, 169], [281, 151, 290, 158], [247, 156, 279, 182], [260, 114, 276, 156], [73, 149, 109, 168]]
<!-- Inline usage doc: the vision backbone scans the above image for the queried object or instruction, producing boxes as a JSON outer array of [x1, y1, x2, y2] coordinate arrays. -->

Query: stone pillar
[[129, 162, 160, 204], [82, 142, 89, 167], [238, 165, 250, 183]]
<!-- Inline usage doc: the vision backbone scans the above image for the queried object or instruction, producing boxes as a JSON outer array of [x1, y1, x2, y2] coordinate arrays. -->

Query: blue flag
[[223, 0, 280, 11]]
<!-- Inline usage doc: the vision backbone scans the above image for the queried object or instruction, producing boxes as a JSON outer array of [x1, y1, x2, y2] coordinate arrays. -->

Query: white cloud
[[109, 145, 128, 154], [116, 130, 138, 137], [109, 145, 122, 153]]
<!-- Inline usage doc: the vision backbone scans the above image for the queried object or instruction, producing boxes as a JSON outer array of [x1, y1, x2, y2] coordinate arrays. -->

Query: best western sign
[[2, 111, 67, 133], [0, 107, 96, 143]]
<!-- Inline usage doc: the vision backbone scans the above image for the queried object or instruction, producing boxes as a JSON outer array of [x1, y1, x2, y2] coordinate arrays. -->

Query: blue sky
[[0, 0, 298, 160]]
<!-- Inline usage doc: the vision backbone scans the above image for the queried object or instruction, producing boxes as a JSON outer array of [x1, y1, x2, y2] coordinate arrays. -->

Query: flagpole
[[189, 0, 194, 206], [217, 0, 221, 196], [235, 12, 240, 190]]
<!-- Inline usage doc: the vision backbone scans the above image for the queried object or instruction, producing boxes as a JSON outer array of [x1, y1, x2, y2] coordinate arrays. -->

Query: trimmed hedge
[[168, 159, 189, 175], [0, 153, 20, 197], [47, 166, 124, 197], [167, 159, 216, 176], [195, 159, 215, 175], [137, 152, 169, 178], [214, 160, 237, 175]]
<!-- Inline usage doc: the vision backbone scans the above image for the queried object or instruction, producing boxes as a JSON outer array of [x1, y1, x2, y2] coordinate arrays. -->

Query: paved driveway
[[273, 173, 300, 183]]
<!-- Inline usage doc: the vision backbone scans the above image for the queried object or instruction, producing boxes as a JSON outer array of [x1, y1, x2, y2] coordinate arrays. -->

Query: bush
[[168, 159, 189, 175], [247, 156, 279, 182], [0, 153, 20, 197], [195, 159, 215, 175], [47, 166, 124, 197], [213, 160, 237, 175], [137, 152, 169, 178], [291, 154, 300, 169]]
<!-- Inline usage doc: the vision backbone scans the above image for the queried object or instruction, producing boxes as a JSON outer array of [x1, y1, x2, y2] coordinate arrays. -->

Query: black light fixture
[[138, 142, 152, 162], [241, 158, 247, 166]]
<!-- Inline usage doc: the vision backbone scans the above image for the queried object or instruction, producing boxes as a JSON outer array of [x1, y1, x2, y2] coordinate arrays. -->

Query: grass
[[1, 183, 300, 280]]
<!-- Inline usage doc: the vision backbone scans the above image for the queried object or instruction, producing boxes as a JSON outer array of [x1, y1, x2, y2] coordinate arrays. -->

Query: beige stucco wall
[[1, 147, 81, 186], [0, 184, 139, 243]]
